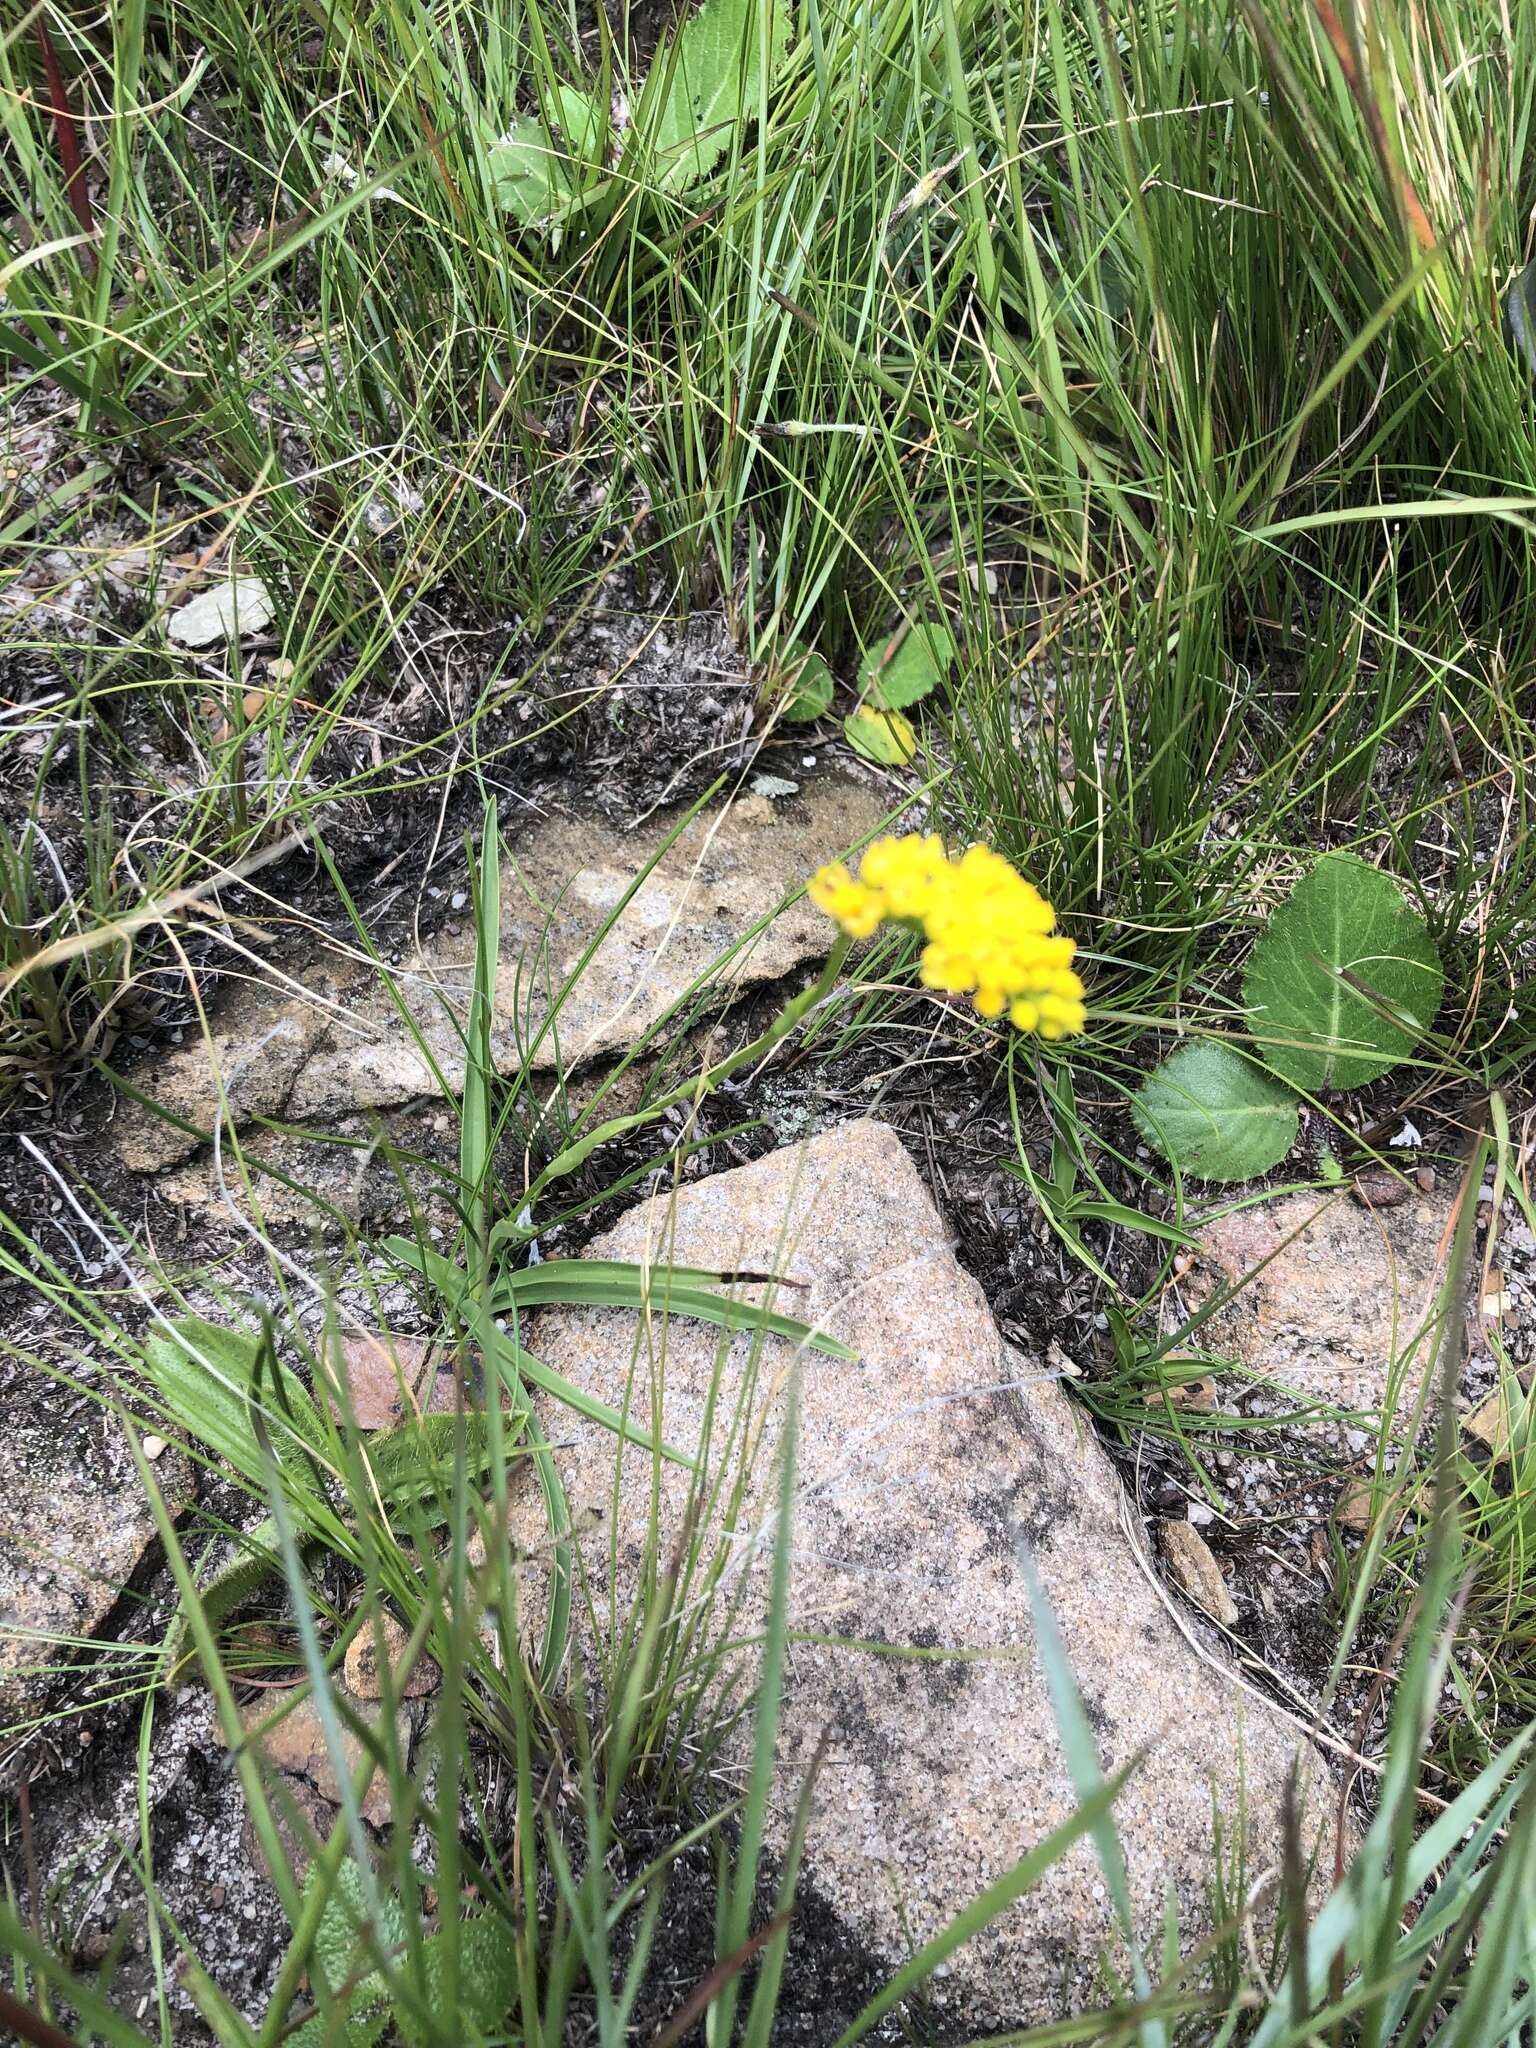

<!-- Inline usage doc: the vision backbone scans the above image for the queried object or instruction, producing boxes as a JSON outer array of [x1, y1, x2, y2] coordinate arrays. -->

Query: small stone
[[1481, 1272, 1512, 1323], [230, 1691, 397, 1831], [1464, 1386, 1518, 1463], [1351, 1170, 1412, 1209], [1045, 1338, 1081, 1380], [1143, 1374, 1217, 1412], [166, 575, 274, 647], [324, 1331, 465, 1430], [142, 1436, 168, 1461], [343, 1611, 439, 1700], [1336, 1475, 1409, 1535], [1158, 1519, 1239, 1627]]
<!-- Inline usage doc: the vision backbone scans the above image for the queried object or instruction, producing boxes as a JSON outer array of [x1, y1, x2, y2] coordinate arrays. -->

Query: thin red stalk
[[35, 18, 95, 241]]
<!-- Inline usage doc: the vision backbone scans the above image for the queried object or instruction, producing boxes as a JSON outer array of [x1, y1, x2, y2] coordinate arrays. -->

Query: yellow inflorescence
[[809, 833, 1086, 1039]]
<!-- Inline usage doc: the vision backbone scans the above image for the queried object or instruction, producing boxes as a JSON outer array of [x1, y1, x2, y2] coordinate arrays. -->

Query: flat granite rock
[[1, 1380, 193, 1741], [517, 1121, 1335, 2028], [1179, 1186, 1460, 1418], [116, 775, 885, 1174]]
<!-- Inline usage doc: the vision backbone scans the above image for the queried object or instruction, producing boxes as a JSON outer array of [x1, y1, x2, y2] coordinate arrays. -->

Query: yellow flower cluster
[[809, 833, 1087, 1038]]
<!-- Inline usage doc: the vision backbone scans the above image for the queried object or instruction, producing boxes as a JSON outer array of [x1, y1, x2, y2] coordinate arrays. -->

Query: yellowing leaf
[[844, 705, 917, 765]]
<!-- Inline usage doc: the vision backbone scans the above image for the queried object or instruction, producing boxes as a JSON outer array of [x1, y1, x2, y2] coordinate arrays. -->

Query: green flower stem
[[525, 934, 853, 1215]]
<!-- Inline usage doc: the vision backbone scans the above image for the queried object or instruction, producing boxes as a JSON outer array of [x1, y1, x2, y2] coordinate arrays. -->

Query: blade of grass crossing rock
[[475, 1304, 573, 1692], [707, 1368, 801, 2046], [741, 1733, 830, 2047], [457, 794, 573, 1687], [463, 796, 500, 1295], [253, 1419, 403, 1989], [828, 1762, 1145, 2048], [1355, 1134, 1486, 2048], [384, 1235, 696, 1467], [1023, 1553, 1166, 2048]]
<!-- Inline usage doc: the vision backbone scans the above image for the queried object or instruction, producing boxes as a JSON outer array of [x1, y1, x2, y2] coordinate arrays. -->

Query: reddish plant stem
[[35, 18, 95, 242]]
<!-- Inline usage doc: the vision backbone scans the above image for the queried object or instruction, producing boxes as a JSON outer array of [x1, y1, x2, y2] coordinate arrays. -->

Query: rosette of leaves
[[284, 1859, 514, 2048], [1133, 853, 1443, 1183], [774, 613, 956, 764], [489, 0, 787, 230]]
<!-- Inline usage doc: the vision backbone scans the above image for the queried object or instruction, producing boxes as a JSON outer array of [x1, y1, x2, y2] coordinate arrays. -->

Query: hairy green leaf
[[1242, 853, 1443, 1091], [649, 0, 787, 193], [1132, 1042, 1299, 1182], [487, 86, 600, 227], [859, 620, 956, 711], [777, 644, 834, 723], [396, 1913, 518, 2048], [143, 1316, 327, 1480]]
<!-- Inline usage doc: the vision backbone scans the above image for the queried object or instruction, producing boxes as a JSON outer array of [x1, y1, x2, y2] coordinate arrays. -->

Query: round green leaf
[[1242, 853, 1443, 1092], [1132, 1042, 1299, 1183], [859, 619, 956, 710], [778, 645, 834, 722], [486, 88, 598, 228], [844, 705, 917, 764]]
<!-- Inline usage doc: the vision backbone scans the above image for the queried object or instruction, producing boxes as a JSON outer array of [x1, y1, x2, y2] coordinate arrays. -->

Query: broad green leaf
[[398, 1914, 518, 2048], [649, 0, 788, 193], [1242, 853, 1443, 1091], [288, 2007, 388, 2048], [369, 1412, 498, 1517], [843, 705, 916, 765], [310, 1858, 404, 1996], [290, 1860, 398, 2048], [487, 87, 600, 227], [777, 644, 834, 722], [858, 619, 956, 710], [1132, 1043, 1299, 1182], [143, 1316, 327, 1478]]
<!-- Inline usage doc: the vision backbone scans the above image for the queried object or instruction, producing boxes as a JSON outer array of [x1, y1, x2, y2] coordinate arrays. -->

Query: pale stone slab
[[1180, 1187, 1459, 1417], [517, 1121, 1334, 2027], [1, 1391, 192, 1731], [115, 775, 883, 1173]]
